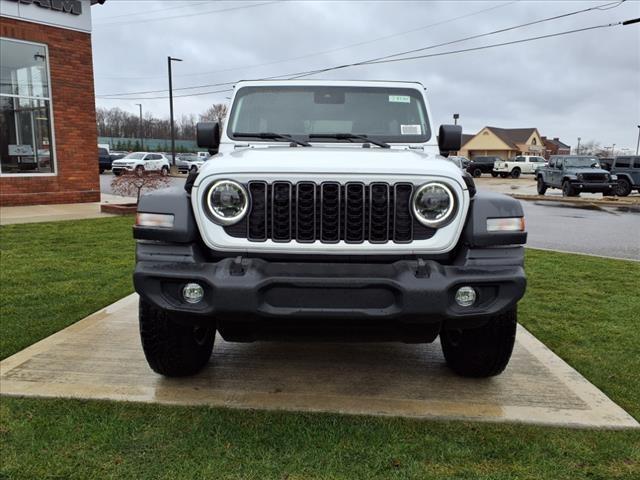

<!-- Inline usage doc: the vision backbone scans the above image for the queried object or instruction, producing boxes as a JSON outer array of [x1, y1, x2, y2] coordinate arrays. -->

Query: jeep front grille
[[581, 173, 608, 182], [224, 181, 436, 243]]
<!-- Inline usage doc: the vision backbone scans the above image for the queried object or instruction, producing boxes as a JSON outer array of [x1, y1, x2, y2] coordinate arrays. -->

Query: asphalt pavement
[[100, 173, 639, 261]]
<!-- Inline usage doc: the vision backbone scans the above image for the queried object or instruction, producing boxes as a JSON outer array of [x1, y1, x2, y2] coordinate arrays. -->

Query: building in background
[[0, 0, 104, 206], [542, 136, 571, 159], [458, 127, 545, 160]]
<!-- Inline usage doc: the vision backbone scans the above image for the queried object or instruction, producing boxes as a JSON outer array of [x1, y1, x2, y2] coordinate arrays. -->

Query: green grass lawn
[[1, 217, 639, 479]]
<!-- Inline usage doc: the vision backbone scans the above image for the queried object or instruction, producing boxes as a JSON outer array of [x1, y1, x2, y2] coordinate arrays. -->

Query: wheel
[[500, 173, 509, 178], [562, 180, 574, 197], [491, 171, 499, 178], [472, 168, 482, 178], [161, 166, 169, 176], [113, 170, 122, 176], [139, 298, 215, 377], [190, 165, 198, 173], [99, 168, 105, 174], [536, 177, 547, 195], [615, 178, 632, 197], [510, 168, 521, 179], [135, 165, 144, 176], [440, 307, 517, 378]]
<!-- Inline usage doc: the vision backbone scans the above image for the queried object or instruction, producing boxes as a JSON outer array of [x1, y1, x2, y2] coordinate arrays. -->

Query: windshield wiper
[[308, 133, 390, 149], [234, 132, 311, 147]]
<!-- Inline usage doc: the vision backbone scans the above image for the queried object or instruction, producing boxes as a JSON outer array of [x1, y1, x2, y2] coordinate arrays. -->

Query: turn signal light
[[136, 213, 174, 228], [486, 217, 525, 232]]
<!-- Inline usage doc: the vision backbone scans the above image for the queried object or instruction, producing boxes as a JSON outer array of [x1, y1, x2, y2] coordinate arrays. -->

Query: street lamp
[[453, 113, 459, 125], [636, 125, 640, 155], [135, 103, 143, 150], [167, 56, 183, 167], [576, 137, 581, 155], [612, 143, 616, 157]]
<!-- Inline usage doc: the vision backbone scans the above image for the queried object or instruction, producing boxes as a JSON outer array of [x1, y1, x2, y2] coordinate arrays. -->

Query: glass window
[[615, 157, 631, 168], [0, 38, 55, 175], [227, 86, 430, 143]]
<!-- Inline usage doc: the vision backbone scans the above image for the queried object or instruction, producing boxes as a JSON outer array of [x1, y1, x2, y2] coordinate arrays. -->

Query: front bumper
[[572, 181, 615, 193], [134, 243, 526, 340]]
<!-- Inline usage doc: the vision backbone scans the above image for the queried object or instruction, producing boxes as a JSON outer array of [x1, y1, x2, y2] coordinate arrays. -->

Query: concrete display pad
[[1, 294, 637, 429]]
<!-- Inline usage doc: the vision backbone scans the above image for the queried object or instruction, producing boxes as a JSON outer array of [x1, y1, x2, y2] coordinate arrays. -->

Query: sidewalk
[[0, 194, 135, 226]]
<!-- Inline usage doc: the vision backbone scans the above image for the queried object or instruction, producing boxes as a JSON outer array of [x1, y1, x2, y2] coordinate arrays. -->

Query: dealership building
[[0, 0, 103, 206]]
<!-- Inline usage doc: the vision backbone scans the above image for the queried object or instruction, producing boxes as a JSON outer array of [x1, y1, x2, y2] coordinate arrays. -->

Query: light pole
[[611, 143, 616, 157], [576, 137, 581, 155], [135, 103, 143, 150], [167, 56, 183, 166], [636, 125, 640, 155], [453, 113, 459, 125]]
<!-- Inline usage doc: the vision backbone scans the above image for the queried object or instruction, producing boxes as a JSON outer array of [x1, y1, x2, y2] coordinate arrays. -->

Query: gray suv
[[610, 156, 640, 196]]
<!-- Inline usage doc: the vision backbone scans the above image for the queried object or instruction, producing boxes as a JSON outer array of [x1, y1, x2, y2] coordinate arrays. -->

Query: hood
[[196, 146, 460, 179], [568, 167, 609, 174]]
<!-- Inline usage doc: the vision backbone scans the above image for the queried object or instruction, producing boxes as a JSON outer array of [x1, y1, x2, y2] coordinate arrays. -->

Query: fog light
[[183, 283, 204, 304], [455, 286, 476, 307]]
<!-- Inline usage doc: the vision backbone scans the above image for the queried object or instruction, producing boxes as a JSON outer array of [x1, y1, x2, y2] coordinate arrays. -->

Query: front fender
[[461, 191, 527, 247], [133, 187, 199, 243]]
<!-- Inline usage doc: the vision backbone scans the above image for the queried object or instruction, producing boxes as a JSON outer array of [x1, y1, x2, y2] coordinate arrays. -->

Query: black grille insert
[[225, 181, 437, 243]]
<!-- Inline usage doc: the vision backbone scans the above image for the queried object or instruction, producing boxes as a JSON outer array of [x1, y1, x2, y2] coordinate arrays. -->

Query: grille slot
[[225, 181, 437, 243]]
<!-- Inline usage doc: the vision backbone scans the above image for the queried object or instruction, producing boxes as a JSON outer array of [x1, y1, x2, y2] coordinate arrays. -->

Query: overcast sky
[[91, 0, 640, 151]]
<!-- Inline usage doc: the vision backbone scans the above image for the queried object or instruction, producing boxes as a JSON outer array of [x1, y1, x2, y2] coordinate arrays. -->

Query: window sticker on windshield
[[401, 124, 422, 135], [389, 95, 411, 103]]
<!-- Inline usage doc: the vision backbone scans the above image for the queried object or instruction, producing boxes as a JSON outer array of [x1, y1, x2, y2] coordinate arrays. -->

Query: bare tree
[[199, 103, 228, 128], [110, 172, 171, 204]]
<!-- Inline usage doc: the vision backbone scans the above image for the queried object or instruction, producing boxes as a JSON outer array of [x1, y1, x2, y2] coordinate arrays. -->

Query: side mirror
[[196, 122, 221, 154], [438, 124, 462, 155]]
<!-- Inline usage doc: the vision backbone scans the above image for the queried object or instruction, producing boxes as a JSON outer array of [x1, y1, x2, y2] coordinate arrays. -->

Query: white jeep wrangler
[[133, 80, 527, 378]]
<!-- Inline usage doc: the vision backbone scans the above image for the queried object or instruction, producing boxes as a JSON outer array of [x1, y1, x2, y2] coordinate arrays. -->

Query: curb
[[509, 194, 640, 209]]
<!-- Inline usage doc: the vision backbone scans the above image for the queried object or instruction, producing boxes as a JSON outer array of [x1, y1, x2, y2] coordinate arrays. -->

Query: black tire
[[536, 176, 547, 195], [99, 168, 105, 174], [491, 171, 499, 178], [472, 168, 482, 178], [161, 166, 170, 176], [190, 165, 198, 173], [139, 298, 215, 377], [562, 180, 574, 197], [510, 168, 521, 179], [113, 170, 122, 176], [615, 178, 632, 197], [499, 173, 509, 178], [440, 307, 517, 378], [135, 165, 144, 176]]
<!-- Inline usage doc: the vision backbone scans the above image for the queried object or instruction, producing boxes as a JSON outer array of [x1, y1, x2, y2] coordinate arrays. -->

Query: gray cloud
[[92, 0, 640, 151]]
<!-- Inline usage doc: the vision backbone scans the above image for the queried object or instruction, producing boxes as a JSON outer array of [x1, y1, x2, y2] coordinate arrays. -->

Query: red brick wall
[[0, 16, 100, 206]]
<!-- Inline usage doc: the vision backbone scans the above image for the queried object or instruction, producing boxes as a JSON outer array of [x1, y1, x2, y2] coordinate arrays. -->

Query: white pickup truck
[[493, 155, 547, 178]]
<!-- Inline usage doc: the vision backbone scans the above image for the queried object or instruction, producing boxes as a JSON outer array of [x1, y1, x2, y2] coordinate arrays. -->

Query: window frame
[[0, 37, 57, 178]]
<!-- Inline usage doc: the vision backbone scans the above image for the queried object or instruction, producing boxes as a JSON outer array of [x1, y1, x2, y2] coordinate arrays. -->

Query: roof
[[543, 137, 571, 149], [461, 134, 474, 146], [484, 127, 538, 149]]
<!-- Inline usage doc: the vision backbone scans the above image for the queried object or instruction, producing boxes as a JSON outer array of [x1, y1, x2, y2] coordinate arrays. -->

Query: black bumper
[[133, 243, 526, 340], [572, 181, 616, 193]]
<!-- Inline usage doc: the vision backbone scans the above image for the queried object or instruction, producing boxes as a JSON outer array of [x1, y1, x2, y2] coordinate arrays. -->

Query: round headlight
[[412, 182, 456, 227], [205, 180, 249, 225]]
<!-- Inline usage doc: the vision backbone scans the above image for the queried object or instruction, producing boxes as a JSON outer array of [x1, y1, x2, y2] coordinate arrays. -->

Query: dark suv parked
[[98, 147, 111, 174], [466, 156, 499, 177], [611, 155, 640, 196]]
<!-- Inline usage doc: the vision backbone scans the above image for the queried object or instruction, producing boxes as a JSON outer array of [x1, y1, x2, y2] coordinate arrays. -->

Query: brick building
[[0, 0, 103, 206], [542, 137, 571, 159]]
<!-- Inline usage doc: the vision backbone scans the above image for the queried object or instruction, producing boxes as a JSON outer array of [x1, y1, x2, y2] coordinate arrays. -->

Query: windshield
[[564, 157, 599, 168], [124, 153, 145, 160], [227, 86, 430, 144]]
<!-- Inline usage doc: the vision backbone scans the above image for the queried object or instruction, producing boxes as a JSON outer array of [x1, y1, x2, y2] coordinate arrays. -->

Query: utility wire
[[96, 17, 638, 101], [94, 1, 210, 22], [95, 1, 515, 84], [94, 1, 280, 27], [95, 0, 625, 98]]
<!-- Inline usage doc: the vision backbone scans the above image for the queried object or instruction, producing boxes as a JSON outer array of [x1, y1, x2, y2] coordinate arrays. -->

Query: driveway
[[1, 294, 637, 429]]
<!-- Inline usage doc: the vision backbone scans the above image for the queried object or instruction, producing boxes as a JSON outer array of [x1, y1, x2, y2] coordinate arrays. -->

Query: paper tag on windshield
[[401, 124, 422, 135], [389, 95, 411, 103]]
